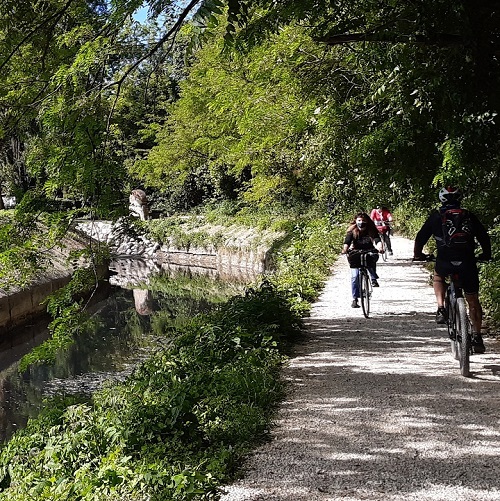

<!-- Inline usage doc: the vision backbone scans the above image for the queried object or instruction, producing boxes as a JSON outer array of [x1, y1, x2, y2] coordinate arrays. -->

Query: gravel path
[[220, 235, 500, 501]]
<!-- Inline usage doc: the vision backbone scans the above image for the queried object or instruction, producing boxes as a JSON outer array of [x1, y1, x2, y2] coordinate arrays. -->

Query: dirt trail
[[220, 235, 500, 501]]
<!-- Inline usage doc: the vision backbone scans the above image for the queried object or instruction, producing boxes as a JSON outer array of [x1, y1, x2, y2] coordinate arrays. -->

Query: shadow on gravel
[[483, 364, 500, 375], [243, 314, 500, 501], [268, 313, 500, 499], [221, 239, 500, 501], [302, 313, 500, 379]]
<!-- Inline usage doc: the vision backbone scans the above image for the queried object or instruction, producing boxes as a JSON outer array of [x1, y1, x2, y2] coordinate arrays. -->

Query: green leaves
[[134, 23, 320, 209], [0, 275, 293, 499], [0, 212, 340, 500], [1, 0, 498, 224]]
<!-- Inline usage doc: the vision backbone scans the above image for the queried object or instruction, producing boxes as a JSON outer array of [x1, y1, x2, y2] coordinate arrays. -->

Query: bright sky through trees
[[133, 3, 148, 23]]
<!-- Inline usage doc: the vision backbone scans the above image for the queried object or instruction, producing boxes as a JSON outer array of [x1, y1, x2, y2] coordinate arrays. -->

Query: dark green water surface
[[0, 260, 251, 442]]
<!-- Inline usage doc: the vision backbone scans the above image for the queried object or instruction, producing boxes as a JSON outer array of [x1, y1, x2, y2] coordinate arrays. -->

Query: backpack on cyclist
[[441, 208, 473, 248]]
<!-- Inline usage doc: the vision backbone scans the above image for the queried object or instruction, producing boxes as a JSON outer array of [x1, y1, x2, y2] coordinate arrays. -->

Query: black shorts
[[435, 258, 479, 295]]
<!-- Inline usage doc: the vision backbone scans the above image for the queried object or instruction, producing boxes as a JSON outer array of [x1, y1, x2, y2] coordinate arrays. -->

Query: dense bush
[[479, 222, 500, 328], [271, 217, 344, 316], [0, 283, 295, 500], [0, 213, 339, 500]]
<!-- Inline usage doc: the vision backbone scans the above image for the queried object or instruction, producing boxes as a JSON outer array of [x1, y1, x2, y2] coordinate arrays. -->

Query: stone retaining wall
[[0, 275, 69, 333], [0, 230, 93, 333], [1, 218, 281, 333], [76, 218, 281, 276]]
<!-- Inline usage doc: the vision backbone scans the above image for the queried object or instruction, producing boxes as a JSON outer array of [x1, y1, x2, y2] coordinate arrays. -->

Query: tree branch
[[316, 32, 466, 46], [107, 0, 202, 90], [0, 0, 75, 74]]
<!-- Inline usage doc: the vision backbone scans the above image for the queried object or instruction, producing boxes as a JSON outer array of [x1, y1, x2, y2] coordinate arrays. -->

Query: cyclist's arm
[[413, 217, 433, 258], [342, 231, 353, 254], [471, 213, 492, 260]]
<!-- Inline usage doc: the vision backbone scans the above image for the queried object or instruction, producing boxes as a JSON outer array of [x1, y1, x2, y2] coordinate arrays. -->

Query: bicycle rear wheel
[[359, 270, 371, 318], [446, 288, 459, 360], [456, 298, 472, 377]]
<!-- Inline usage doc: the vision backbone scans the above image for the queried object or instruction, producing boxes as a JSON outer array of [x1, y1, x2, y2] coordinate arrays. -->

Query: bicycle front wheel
[[456, 298, 472, 377], [360, 270, 371, 318], [381, 233, 388, 261]]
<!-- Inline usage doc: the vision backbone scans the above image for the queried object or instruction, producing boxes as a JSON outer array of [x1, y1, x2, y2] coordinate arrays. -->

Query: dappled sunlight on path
[[220, 236, 500, 501]]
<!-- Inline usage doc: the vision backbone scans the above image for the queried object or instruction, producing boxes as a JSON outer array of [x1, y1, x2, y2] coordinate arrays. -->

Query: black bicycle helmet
[[438, 186, 462, 204]]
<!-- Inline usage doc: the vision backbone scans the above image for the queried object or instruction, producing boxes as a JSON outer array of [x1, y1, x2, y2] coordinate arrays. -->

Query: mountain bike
[[412, 254, 473, 377], [348, 250, 379, 318]]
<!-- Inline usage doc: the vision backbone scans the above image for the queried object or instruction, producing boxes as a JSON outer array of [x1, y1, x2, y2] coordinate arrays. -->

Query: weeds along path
[[220, 235, 500, 501]]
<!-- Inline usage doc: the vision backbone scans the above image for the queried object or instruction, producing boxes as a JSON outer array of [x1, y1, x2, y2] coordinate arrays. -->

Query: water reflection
[[133, 289, 154, 315], [0, 259, 252, 443], [0, 318, 51, 441]]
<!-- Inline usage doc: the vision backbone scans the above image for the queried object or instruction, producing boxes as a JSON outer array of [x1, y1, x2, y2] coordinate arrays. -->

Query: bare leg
[[465, 293, 483, 334], [433, 271, 446, 308]]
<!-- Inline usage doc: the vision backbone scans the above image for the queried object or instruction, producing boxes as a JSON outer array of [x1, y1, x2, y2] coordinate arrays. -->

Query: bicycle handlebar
[[347, 249, 381, 256], [412, 253, 492, 264], [412, 253, 435, 262]]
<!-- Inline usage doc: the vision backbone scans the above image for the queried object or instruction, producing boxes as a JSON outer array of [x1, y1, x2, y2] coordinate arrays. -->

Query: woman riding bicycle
[[413, 187, 491, 353], [342, 212, 384, 308]]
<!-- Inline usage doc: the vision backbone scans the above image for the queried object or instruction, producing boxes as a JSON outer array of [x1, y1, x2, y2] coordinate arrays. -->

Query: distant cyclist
[[413, 187, 491, 353], [342, 212, 383, 308], [370, 205, 394, 255]]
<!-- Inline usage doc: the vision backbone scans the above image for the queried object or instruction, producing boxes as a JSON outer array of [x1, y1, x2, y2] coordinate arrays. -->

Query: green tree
[[220, 0, 500, 212], [0, 0, 201, 283], [130, 22, 325, 209]]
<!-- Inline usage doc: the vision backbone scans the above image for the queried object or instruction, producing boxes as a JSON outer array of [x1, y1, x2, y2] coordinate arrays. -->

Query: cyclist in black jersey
[[413, 187, 491, 353]]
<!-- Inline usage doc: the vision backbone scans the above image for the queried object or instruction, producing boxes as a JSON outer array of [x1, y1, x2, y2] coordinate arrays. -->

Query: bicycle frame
[[412, 253, 475, 378], [375, 222, 391, 260]]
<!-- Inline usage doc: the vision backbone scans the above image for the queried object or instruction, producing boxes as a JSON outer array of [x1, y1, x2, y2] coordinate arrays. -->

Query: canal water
[[0, 259, 252, 443]]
